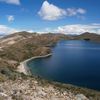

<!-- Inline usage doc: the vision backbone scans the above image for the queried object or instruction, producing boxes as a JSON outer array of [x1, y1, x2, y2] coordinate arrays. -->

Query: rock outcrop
[[0, 76, 90, 100]]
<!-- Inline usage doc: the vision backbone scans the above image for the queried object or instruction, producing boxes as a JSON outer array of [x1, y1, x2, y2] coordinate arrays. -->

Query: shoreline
[[17, 53, 100, 93], [17, 53, 52, 75]]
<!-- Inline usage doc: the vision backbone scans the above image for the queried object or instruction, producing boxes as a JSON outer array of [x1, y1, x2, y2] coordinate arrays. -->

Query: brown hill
[[74, 32, 100, 42], [0, 32, 69, 69]]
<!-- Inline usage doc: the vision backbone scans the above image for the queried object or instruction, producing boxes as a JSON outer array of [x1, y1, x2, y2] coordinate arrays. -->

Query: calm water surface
[[27, 40, 100, 90]]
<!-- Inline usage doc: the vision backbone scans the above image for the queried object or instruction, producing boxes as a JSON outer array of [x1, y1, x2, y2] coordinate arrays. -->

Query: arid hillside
[[0, 32, 70, 70]]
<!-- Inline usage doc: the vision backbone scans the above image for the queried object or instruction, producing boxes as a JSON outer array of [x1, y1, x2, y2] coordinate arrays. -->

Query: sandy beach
[[17, 54, 52, 75]]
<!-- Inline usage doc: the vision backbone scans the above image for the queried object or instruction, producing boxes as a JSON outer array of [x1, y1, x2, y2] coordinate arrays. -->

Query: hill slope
[[74, 32, 100, 41]]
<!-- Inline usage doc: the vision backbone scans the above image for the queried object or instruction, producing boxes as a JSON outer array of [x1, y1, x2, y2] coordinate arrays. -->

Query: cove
[[27, 40, 100, 91]]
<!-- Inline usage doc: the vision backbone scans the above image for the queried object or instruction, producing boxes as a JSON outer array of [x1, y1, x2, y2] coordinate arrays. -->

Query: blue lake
[[27, 40, 100, 90]]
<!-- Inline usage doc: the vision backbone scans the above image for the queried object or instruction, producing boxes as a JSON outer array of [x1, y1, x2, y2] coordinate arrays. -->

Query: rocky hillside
[[0, 31, 71, 81], [0, 32, 69, 69], [0, 31, 69, 82], [0, 72, 100, 100]]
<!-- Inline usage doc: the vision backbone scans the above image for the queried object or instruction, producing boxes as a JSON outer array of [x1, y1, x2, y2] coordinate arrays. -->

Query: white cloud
[[0, 25, 18, 35], [38, 1, 86, 21], [54, 24, 100, 35], [27, 30, 34, 33], [38, 1, 66, 21], [77, 8, 86, 14], [0, 25, 36, 35], [7, 15, 14, 22], [0, 0, 20, 5], [66, 8, 86, 16]]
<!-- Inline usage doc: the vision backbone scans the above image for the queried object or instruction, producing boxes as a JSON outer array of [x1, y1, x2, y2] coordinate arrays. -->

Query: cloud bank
[[0, 24, 100, 35], [0, 25, 34, 35], [38, 1, 86, 21], [0, 25, 18, 35], [54, 24, 100, 35]]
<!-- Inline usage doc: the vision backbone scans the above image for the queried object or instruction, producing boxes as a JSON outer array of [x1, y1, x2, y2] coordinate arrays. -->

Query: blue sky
[[0, 0, 100, 34]]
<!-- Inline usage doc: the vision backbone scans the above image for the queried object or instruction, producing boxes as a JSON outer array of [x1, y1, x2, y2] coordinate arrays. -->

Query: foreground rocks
[[0, 77, 89, 100]]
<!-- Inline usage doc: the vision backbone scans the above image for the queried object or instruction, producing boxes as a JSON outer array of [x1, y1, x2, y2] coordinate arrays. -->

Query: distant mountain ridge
[[74, 32, 100, 42]]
